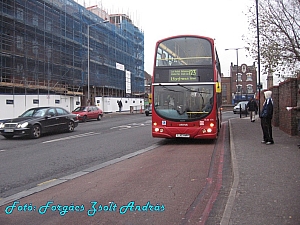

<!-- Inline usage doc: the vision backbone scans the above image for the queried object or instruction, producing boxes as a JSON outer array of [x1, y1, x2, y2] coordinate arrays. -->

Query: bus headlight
[[154, 128, 160, 132], [207, 128, 212, 133], [210, 123, 214, 127]]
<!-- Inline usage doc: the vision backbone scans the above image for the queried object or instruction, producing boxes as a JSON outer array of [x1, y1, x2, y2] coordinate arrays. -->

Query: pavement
[[221, 116, 300, 225], [0, 113, 300, 224]]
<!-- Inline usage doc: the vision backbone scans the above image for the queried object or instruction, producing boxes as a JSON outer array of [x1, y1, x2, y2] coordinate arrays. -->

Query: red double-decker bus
[[151, 35, 222, 139]]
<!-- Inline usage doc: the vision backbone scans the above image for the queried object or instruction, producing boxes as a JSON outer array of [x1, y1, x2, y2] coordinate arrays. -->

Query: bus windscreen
[[153, 84, 214, 121]]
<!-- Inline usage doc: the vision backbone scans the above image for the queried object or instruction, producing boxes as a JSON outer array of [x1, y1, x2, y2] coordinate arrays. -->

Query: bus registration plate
[[176, 134, 190, 138]]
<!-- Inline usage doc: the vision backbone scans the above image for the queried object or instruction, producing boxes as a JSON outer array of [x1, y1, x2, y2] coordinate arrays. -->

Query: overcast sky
[[77, 0, 258, 78]]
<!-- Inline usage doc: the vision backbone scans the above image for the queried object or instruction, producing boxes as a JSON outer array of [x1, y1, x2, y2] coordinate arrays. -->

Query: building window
[[17, 63, 24, 74], [16, 36, 24, 50], [247, 84, 253, 93], [46, 21, 52, 32], [246, 73, 252, 81], [236, 73, 242, 82], [222, 84, 227, 96], [241, 64, 247, 73], [46, 45, 52, 59], [32, 40, 38, 55], [33, 14, 38, 26], [236, 85, 242, 93], [16, 8, 24, 20]]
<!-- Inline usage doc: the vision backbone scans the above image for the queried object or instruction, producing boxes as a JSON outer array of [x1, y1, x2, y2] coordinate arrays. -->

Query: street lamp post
[[87, 20, 109, 106], [225, 47, 244, 103], [256, 0, 262, 116]]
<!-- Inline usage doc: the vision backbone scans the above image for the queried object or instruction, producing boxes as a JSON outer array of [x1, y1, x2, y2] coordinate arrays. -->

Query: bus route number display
[[169, 69, 198, 82]]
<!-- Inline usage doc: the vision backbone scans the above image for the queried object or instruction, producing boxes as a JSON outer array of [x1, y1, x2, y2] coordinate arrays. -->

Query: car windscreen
[[20, 108, 48, 117], [73, 107, 87, 112]]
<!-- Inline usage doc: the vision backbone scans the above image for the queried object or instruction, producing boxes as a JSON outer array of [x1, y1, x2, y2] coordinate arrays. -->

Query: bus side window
[[157, 53, 169, 66]]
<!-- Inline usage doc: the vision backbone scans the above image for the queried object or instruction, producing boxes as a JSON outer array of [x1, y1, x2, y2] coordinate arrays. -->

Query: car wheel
[[30, 124, 41, 139], [82, 115, 87, 122], [97, 114, 102, 121], [145, 112, 149, 116], [3, 134, 14, 139], [68, 121, 75, 132]]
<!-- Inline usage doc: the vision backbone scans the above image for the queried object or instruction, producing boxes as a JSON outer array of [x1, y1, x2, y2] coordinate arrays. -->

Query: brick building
[[221, 76, 232, 105], [221, 62, 258, 105]]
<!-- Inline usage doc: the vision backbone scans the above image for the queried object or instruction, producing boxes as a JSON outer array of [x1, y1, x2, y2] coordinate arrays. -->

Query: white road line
[[110, 122, 150, 130], [110, 125, 131, 130], [42, 132, 100, 144]]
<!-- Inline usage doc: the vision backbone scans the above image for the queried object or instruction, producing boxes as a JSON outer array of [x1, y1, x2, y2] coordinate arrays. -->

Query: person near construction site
[[260, 90, 274, 145], [117, 100, 123, 112], [247, 97, 258, 122]]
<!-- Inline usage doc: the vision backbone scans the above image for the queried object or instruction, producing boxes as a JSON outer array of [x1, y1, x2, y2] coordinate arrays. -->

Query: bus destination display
[[169, 69, 198, 82]]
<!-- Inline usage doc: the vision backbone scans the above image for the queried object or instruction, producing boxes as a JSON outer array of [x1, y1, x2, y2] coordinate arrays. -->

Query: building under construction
[[0, 0, 144, 105]]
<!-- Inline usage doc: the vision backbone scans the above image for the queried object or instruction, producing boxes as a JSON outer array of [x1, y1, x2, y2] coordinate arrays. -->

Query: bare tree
[[245, 0, 300, 80]]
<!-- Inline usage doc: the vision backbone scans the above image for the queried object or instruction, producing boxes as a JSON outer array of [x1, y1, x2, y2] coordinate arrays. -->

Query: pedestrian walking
[[117, 100, 123, 112], [247, 97, 258, 122], [260, 91, 274, 145]]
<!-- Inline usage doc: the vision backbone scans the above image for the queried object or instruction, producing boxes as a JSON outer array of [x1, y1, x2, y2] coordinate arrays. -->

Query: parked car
[[145, 104, 152, 116], [0, 107, 78, 139], [233, 101, 249, 114], [72, 106, 103, 122]]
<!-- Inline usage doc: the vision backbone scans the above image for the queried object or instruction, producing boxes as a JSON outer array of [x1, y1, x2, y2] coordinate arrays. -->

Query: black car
[[0, 107, 78, 139]]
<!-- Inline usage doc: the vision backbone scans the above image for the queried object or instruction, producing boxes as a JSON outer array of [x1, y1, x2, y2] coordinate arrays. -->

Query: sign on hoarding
[[116, 62, 125, 71], [126, 70, 131, 94]]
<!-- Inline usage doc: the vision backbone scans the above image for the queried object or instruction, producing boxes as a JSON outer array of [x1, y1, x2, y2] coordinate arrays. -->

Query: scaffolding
[[0, 0, 144, 105]]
